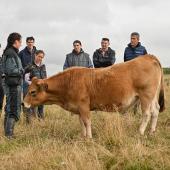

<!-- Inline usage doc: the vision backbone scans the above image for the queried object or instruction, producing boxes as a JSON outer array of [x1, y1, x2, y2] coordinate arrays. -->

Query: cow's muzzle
[[22, 102, 31, 108]]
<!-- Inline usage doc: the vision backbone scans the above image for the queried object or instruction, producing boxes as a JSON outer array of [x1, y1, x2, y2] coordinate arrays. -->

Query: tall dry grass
[[0, 76, 169, 170]]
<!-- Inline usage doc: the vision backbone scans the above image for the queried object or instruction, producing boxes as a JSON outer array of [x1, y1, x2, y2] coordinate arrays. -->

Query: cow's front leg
[[79, 115, 86, 137], [79, 106, 92, 138], [86, 118, 92, 138]]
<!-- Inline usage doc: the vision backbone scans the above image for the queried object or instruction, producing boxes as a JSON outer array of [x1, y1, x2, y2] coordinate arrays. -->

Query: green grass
[[0, 76, 169, 170], [163, 68, 170, 75]]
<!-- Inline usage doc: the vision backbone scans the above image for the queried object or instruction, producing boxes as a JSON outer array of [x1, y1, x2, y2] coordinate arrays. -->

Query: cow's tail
[[158, 67, 165, 112]]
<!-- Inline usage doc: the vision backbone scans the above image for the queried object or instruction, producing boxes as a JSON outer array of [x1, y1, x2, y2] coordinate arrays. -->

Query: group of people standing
[[0, 33, 47, 138], [63, 32, 147, 70], [0, 31, 147, 139]]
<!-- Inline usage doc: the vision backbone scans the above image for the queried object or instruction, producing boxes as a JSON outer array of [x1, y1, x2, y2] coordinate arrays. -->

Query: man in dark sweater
[[93, 38, 116, 68], [124, 32, 147, 62], [19, 37, 36, 69]]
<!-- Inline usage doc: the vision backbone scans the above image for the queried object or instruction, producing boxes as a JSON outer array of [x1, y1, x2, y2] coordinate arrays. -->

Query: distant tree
[[163, 68, 170, 74]]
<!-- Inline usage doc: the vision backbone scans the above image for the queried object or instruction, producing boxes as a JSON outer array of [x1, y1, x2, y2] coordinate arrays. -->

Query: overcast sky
[[0, 0, 170, 75]]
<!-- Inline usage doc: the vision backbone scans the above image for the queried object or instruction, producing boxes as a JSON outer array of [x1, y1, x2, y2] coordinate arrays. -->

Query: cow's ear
[[32, 77, 39, 84], [37, 80, 48, 91]]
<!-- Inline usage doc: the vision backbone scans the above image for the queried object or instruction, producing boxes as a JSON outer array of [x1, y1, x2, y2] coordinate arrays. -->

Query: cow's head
[[24, 77, 48, 108]]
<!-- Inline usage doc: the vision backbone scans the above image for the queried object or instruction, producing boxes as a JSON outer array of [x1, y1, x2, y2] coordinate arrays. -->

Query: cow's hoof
[[149, 130, 156, 136], [80, 133, 86, 138], [84, 137, 93, 142], [139, 129, 145, 136], [81, 135, 92, 140]]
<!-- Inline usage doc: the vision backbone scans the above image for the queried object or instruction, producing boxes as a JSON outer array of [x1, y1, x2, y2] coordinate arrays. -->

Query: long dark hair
[[4, 32, 22, 53]]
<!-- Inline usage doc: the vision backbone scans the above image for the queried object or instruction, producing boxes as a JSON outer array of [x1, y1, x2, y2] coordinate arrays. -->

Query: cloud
[[0, 0, 170, 75]]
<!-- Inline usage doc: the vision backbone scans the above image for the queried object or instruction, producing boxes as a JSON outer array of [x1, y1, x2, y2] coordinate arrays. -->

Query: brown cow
[[24, 55, 165, 138]]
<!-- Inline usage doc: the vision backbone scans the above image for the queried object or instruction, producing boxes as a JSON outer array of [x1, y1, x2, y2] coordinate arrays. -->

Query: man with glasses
[[19, 36, 36, 69], [19, 37, 36, 97], [19, 37, 37, 123], [63, 40, 93, 70]]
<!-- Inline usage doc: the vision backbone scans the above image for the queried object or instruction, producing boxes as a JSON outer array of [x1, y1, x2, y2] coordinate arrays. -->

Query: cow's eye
[[30, 90, 36, 97]]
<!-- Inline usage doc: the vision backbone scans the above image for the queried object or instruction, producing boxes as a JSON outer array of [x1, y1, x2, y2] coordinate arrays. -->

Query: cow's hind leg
[[150, 98, 160, 134], [139, 98, 152, 135], [79, 105, 92, 138]]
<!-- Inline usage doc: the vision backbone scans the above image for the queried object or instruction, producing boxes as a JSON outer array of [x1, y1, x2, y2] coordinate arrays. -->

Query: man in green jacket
[[63, 40, 93, 70]]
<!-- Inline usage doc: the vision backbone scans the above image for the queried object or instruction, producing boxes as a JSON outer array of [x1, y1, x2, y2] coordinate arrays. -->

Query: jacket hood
[[72, 48, 84, 55]]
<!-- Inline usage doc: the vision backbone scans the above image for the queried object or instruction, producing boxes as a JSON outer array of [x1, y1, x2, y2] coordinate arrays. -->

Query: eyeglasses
[[37, 56, 44, 59], [27, 41, 34, 44]]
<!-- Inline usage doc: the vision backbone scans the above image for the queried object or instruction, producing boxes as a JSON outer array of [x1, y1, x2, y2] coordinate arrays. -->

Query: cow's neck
[[44, 76, 67, 106]]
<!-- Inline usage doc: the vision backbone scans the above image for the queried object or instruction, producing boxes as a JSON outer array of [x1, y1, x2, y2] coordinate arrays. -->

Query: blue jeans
[[23, 80, 29, 98]]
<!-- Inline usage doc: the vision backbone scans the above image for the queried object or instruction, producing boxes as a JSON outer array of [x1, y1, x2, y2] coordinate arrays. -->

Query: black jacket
[[29, 62, 47, 80], [2, 47, 23, 77], [93, 47, 116, 68], [0, 57, 2, 75], [19, 46, 36, 69]]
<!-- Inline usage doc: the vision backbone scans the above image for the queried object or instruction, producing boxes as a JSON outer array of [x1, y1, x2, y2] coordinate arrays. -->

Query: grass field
[[0, 76, 169, 170]]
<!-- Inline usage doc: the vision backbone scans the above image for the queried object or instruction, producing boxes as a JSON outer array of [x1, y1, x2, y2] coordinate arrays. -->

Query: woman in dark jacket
[[25, 50, 47, 121], [2, 33, 23, 138]]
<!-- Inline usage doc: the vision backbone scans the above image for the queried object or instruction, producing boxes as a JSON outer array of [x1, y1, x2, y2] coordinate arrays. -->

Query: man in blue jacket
[[124, 32, 147, 114], [19, 37, 36, 69], [124, 32, 147, 62]]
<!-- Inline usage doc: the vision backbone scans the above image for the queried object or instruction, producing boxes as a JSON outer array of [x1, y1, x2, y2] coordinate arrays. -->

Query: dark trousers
[[32, 105, 44, 119], [0, 83, 4, 110], [23, 80, 32, 113], [3, 82, 22, 121]]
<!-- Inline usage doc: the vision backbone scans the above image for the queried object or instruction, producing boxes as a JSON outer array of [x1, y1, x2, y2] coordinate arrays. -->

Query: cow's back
[[84, 55, 162, 110], [50, 55, 162, 111]]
